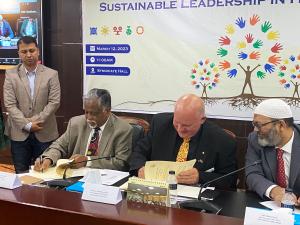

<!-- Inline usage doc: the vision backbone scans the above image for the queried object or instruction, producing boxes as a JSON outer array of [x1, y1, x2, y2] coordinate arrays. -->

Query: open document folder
[[29, 159, 89, 180], [145, 159, 196, 181]]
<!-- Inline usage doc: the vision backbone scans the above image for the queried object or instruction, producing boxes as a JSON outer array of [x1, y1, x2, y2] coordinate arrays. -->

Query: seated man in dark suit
[[245, 99, 300, 205], [130, 94, 237, 188]]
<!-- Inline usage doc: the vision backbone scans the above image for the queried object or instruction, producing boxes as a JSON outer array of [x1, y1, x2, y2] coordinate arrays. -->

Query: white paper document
[[177, 185, 215, 199], [260, 200, 300, 214], [177, 184, 200, 199], [145, 159, 196, 181], [84, 170, 102, 185], [80, 169, 129, 186], [29, 166, 90, 180], [82, 183, 122, 205], [0, 172, 22, 189], [244, 207, 294, 225]]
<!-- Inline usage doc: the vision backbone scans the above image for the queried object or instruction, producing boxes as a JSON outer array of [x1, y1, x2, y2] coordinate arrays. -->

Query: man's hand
[[70, 154, 88, 168], [270, 186, 286, 202], [33, 157, 52, 172], [138, 167, 145, 178], [177, 168, 199, 185], [296, 197, 300, 207], [30, 121, 43, 132]]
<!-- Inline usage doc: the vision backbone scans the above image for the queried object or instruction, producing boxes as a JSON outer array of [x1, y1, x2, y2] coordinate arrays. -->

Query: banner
[[82, 0, 300, 121]]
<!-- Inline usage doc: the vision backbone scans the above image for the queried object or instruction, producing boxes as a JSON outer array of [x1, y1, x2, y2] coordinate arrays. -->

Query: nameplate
[[244, 207, 294, 225], [0, 172, 22, 189], [82, 184, 122, 205]]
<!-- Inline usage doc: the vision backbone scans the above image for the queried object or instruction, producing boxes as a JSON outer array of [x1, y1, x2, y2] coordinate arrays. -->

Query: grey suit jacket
[[3, 64, 61, 142], [42, 114, 133, 171], [245, 125, 300, 198]]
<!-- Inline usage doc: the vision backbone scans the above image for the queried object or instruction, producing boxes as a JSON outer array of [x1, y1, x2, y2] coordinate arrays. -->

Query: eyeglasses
[[252, 119, 281, 130]]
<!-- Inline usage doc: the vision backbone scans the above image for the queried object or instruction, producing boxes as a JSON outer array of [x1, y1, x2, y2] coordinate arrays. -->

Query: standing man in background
[[3, 36, 61, 173]]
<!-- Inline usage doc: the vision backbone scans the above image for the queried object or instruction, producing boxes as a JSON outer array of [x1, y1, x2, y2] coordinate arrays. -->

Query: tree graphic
[[277, 55, 300, 105], [190, 58, 220, 98], [217, 14, 283, 100]]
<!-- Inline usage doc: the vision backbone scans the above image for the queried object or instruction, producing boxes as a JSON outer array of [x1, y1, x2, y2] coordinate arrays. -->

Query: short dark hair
[[84, 88, 111, 110], [17, 36, 38, 50]]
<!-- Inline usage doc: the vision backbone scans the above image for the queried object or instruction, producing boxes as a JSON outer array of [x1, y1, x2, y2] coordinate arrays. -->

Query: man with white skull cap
[[245, 99, 300, 205]]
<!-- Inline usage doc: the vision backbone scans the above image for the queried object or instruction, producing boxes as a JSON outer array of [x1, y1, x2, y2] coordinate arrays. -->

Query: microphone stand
[[179, 160, 262, 214], [46, 156, 112, 189]]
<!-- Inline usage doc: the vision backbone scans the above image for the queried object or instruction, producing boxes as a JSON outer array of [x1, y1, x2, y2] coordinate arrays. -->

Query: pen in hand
[[39, 156, 44, 173]]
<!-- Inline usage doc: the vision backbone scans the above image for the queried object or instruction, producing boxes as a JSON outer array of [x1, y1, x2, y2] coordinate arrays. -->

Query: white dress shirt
[[23, 66, 38, 132], [86, 116, 109, 166]]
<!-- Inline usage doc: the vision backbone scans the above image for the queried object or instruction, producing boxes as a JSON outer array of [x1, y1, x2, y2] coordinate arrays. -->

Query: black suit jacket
[[130, 113, 237, 189]]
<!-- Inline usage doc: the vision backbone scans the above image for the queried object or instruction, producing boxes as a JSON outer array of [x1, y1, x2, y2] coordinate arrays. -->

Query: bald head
[[173, 94, 206, 138], [175, 94, 205, 117]]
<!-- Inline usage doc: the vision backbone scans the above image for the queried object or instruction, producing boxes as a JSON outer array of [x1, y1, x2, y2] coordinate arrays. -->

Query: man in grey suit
[[34, 89, 132, 172], [3, 36, 60, 173], [245, 99, 300, 205]]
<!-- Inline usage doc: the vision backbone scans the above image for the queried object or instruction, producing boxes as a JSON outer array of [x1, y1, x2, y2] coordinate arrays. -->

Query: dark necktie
[[86, 127, 100, 156], [276, 148, 286, 188]]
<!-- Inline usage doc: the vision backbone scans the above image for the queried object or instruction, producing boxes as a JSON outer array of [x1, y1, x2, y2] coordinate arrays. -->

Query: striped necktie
[[86, 127, 101, 156]]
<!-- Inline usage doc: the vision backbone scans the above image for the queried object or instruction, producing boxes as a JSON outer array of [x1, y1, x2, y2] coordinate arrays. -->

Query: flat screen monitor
[[0, 0, 43, 66]]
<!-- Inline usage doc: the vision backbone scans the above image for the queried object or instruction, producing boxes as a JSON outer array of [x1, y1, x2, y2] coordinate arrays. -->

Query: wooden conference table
[[0, 183, 268, 225]]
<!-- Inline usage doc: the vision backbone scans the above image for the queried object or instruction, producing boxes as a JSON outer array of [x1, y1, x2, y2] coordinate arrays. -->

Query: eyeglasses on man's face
[[252, 119, 281, 130]]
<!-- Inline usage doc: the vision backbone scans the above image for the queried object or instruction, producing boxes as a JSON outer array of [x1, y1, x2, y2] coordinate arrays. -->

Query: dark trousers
[[11, 133, 52, 173]]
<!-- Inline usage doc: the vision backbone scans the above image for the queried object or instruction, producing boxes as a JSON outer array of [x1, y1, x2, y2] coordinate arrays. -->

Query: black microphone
[[45, 156, 112, 189], [179, 160, 262, 214]]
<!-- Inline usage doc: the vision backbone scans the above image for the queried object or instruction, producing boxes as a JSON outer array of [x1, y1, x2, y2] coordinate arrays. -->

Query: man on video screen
[[0, 14, 14, 39]]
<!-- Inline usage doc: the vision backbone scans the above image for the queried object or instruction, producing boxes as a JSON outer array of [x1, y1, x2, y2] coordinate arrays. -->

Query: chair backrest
[[130, 124, 144, 149], [223, 128, 246, 189], [119, 116, 150, 149], [223, 128, 236, 139], [119, 116, 150, 134]]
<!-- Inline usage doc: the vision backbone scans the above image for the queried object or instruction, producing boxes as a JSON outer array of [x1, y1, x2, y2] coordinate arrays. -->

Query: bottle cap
[[169, 170, 175, 175]]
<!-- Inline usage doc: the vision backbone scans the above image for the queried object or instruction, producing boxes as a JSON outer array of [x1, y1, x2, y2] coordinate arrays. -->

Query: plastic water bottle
[[281, 188, 295, 212], [167, 170, 177, 205]]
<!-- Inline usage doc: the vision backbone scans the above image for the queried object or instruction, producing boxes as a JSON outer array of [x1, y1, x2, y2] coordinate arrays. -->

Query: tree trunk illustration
[[291, 81, 300, 98], [237, 63, 260, 96], [200, 82, 210, 98]]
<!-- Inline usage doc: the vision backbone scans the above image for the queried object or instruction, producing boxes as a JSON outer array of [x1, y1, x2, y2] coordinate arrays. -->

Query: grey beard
[[257, 128, 281, 147], [87, 120, 97, 129]]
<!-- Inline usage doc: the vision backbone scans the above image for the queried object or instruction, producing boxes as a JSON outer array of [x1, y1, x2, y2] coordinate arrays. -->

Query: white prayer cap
[[254, 99, 292, 119]]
